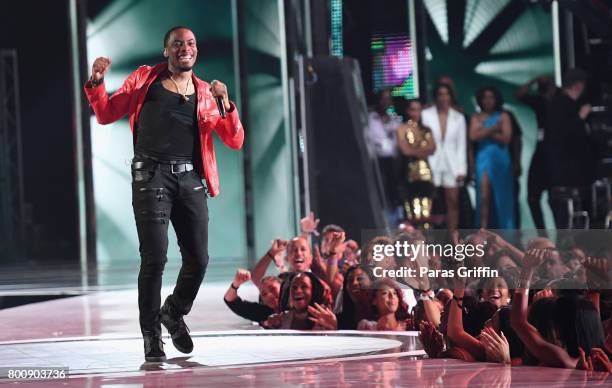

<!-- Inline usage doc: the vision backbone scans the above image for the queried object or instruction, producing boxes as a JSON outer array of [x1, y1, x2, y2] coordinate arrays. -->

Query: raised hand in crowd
[[478, 228, 524, 264], [511, 248, 583, 369], [341, 240, 360, 272], [300, 212, 320, 237], [447, 267, 484, 361], [251, 239, 289, 287], [269, 239, 289, 270], [307, 303, 338, 330], [450, 229, 461, 246], [326, 231, 346, 255], [312, 246, 325, 273], [479, 327, 511, 364], [233, 269, 251, 288], [311, 245, 344, 300], [523, 248, 547, 271], [224, 269, 252, 304], [324, 231, 345, 288], [582, 256, 610, 289]]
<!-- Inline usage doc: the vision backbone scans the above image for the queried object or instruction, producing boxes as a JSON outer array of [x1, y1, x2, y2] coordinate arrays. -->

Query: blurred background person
[[396, 99, 436, 227], [357, 279, 412, 331], [224, 269, 280, 325], [516, 75, 557, 232], [435, 76, 474, 229], [367, 89, 403, 223], [544, 68, 596, 229], [506, 110, 523, 228], [422, 84, 467, 231], [434, 75, 463, 112], [469, 86, 515, 229]]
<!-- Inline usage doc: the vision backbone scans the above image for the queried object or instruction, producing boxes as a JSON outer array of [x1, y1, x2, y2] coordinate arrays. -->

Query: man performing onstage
[[84, 26, 244, 362]]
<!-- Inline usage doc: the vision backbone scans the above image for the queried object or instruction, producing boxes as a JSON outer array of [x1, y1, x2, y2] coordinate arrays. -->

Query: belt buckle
[[171, 164, 182, 174]]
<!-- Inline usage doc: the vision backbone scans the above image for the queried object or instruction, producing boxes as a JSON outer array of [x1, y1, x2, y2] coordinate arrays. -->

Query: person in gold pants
[[397, 99, 436, 227]]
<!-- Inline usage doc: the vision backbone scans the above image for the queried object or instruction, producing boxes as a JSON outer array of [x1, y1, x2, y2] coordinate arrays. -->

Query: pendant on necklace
[[181, 95, 190, 103]]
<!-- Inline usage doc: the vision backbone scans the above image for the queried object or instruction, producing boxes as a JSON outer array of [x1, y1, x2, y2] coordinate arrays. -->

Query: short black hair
[[475, 86, 504, 111], [163, 26, 193, 48], [562, 68, 588, 89]]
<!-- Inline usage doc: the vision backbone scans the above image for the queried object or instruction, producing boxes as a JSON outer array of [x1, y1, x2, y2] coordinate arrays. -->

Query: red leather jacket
[[84, 63, 244, 197]]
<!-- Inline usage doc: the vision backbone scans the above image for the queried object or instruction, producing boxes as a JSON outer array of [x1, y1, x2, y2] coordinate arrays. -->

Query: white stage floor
[[0, 282, 608, 386]]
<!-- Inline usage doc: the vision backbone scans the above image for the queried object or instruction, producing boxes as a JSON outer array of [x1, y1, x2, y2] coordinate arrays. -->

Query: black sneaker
[[159, 302, 194, 354], [143, 335, 166, 362]]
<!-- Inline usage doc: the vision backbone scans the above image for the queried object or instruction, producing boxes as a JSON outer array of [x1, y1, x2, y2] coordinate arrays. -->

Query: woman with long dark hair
[[357, 278, 412, 331], [511, 249, 609, 369], [335, 265, 373, 329]]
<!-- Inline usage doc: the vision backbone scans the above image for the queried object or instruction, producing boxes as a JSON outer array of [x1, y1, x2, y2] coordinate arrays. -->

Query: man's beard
[[173, 57, 194, 72]]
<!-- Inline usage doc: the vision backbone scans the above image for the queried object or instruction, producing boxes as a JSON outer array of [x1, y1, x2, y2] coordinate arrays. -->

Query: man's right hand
[[91, 57, 112, 81]]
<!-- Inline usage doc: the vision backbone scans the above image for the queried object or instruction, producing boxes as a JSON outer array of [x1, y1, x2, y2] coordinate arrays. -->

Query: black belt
[[132, 155, 194, 175]]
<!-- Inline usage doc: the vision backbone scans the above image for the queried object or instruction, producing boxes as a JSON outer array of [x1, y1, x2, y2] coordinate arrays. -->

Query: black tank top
[[135, 77, 198, 161]]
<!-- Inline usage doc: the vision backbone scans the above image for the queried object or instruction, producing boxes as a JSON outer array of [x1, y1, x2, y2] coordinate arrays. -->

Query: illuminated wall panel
[[371, 33, 416, 98]]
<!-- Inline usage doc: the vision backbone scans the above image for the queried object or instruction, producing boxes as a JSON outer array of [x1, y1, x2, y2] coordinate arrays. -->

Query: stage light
[[463, 0, 511, 48], [330, 0, 343, 57], [491, 9, 553, 54], [422, 0, 448, 44]]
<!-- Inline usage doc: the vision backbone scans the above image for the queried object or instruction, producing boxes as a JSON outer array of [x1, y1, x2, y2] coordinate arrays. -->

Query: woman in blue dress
[[469, 87, 516, 229]]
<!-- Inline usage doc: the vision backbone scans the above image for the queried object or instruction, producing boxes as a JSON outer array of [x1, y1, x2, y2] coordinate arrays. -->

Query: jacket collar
[[152, 62, 210, 103], [152, 62, 208, 86]]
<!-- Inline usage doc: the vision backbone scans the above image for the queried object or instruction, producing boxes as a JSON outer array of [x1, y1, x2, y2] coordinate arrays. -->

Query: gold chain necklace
[[168, 73, 191, 103]]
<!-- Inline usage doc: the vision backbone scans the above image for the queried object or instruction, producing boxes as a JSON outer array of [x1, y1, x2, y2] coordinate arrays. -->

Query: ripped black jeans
[[131, 158, 209, 336]]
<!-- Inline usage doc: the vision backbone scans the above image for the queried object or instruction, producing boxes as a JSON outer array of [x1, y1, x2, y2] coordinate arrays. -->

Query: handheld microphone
[[215, 95, 226, 118]]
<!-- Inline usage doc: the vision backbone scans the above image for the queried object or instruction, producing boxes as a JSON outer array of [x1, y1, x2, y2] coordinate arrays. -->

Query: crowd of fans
[[223, 212, 612, 373], [367, 69, 596, 231], [220, 67, 610, 374]]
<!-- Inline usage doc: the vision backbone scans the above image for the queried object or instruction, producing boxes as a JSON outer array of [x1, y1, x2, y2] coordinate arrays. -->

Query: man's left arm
[[210, 80, 244, 150]]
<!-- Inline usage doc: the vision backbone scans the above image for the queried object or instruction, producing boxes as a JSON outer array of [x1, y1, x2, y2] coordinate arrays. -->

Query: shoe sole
[[169, 336, 193, 354], [145, 355, 166, 362]]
